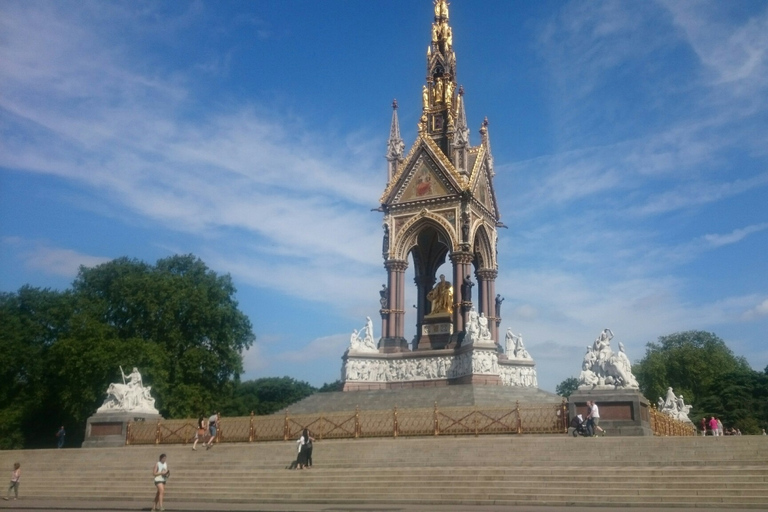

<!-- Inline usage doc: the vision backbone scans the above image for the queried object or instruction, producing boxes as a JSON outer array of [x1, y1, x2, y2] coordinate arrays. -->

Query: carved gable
[[473, 168, 492, 212], [383, 142, 462, 206]]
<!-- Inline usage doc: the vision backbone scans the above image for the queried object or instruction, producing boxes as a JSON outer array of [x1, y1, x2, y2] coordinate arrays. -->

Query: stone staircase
[[2, 435, 767, 508]]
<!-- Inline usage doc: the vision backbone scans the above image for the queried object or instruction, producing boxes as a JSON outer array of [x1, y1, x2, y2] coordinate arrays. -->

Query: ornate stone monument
[[569, 329, 652, 436], [341, 1, 538, 391], [82, 367, 162, 447]]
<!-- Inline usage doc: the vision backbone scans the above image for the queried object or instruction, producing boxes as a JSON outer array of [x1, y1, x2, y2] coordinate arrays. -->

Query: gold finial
[[434, 0, 449, 20]]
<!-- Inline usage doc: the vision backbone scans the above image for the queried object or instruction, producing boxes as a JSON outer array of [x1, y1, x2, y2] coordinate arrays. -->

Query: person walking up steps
[[206, 412, 220, 449], [192, 414, 207, 451], [3, 463, 20, 501]]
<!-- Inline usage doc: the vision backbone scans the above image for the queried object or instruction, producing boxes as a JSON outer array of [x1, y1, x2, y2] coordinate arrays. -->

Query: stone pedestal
[[379, 336, 410, 353], [417, 314, 453, 350], [568, 389, 652, 436], [82, 411, 163, 448]]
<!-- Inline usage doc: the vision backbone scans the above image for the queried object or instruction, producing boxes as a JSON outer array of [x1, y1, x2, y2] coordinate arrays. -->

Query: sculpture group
[[97, 367, 159, 414], [578, 329, 639, 390], [349, 316, 378, 353], [657, 387, 693, 423]]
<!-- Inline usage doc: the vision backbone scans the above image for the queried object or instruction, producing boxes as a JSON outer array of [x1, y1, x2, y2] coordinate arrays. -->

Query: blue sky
[[1, 1, 767, 393]]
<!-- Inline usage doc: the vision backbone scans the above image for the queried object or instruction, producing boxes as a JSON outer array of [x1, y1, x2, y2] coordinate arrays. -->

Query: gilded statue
[[427, 274, 453, 316], [445, 80, 454, 107], [434, 78, 444, 103], [434, 0, 448, 19], [443, 24, 453, 47], [431, 23, 438, 44], [422, 85, 429, 110]]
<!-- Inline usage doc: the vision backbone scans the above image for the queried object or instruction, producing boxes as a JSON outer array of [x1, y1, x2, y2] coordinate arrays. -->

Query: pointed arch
[[393, 209, 458, 262], [473, 223, 494, 271]]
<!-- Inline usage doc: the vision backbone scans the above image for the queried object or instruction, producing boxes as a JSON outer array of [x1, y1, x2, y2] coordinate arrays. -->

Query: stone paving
[[3, 499, 767, 512]]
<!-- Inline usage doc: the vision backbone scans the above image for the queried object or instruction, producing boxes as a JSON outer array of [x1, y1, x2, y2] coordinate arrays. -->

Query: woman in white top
[[152, 453, 169, 511]]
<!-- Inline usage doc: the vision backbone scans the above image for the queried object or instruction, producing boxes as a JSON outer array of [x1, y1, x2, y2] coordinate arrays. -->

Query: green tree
[[633, 330, 764, 433], [225, 377, 316, 416], [317, 380, 343, 393], [0, 254, 256, 447], [555, 377, 579, 398], [0, 287, 72, 448], [70, 255, 255, 418]]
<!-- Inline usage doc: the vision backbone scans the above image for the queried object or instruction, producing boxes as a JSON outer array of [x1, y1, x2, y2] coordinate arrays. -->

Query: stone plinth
[[82, 411, 163, 448], [568, 389, 652, 436], [417, 315, 453, 350]]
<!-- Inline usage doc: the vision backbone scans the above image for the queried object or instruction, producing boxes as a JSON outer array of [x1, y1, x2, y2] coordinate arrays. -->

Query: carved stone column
[[450, 251, 474, 335], [476, 268, 498, 342], [381, 259, 409, 352]]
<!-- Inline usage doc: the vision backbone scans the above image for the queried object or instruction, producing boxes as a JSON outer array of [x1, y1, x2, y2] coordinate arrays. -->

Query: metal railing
[[126, 400, 569, 445], [649, 405, 697, 436]]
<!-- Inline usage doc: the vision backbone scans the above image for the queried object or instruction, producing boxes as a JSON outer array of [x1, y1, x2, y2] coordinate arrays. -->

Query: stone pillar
[[477, 269, 498, 342], [380, 259, 409, 352], [450, 251, 474, 334]]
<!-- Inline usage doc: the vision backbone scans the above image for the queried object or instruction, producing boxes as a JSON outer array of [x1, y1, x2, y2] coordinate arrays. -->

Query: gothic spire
[[420, 0, 458, 155], [452, 86, 470, 175], [480, 117, 495, 176], [386, 99, 405, 182]]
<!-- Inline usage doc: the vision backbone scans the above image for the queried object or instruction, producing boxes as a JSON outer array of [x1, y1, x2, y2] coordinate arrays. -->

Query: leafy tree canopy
[[225, 377, 316, 416], [0, 254, 255, 448], [633, 330, 766, 433], [555, 377, 579, 398]]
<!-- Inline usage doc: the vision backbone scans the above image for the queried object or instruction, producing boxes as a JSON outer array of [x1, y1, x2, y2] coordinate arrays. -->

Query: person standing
[[700, 417, 707, 436], [152, 453, 169, 511], [587, 400, 605, 437], [192, 414, 207, 451], [295, 429, 314, 470], [3, 463, 20, 501], [56, 426, 66, 448], [716, 418, 724, 437], [708, 416, 718, 437], [307, 429, 315, 468], [206, 412, 220, 450]]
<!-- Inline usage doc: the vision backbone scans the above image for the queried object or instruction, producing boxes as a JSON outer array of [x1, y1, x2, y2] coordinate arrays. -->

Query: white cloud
[[703, 222, 768, 248], [2, 237, 110, 278], [742, 299, 768, 321], [274, 334, 349, 365]]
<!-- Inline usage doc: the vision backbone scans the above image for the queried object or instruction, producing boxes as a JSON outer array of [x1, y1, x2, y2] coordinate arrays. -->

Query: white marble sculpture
[[349, 316, 379, 353], [657, 387, 693, 423], [577, 329, 639, 390], [97, 367, 159, 414], [464, 308, 493, 345], [504, 328, 531, 359]]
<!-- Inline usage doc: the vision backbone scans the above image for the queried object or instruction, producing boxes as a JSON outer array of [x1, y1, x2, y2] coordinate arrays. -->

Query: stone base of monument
[[342, 340, 536, 391], [416, 315, 454, 350], [378, 336, 410, 353], [568, 389, 652, 436], [82, 411, 163, 448]]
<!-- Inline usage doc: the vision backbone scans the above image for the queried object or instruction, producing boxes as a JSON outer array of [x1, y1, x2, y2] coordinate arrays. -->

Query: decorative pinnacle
[[392, 99, 398, 110], [459, 85, 465, 97]]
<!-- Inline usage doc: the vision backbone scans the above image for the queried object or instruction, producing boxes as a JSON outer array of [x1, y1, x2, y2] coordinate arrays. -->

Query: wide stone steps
[[3, 435, 768, 508]]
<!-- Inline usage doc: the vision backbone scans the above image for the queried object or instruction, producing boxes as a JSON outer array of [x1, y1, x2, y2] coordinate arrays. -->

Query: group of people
[[701, 416, 746, 436], [192, 412, 220, 450]]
